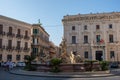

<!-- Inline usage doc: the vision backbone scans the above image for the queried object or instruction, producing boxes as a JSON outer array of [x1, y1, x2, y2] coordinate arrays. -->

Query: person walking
[[1, 61, 4, 67], [6, 60, 10, 71], [9, 61, 13, 70]]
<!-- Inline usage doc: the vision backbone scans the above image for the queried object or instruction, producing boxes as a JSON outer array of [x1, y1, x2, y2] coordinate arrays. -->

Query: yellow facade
[[0, 15, 32, 63]]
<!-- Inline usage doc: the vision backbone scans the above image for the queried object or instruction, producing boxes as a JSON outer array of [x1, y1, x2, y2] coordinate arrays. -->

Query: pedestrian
[[9, 61, 13, 70], [1, 61, 4, 67], [5, 61, 10, 71]]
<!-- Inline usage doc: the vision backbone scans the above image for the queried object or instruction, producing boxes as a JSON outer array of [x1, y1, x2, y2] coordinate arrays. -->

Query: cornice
[[32, 24, 50, 36], [0, 15, 31, 28], [62, 12, 120, 22]]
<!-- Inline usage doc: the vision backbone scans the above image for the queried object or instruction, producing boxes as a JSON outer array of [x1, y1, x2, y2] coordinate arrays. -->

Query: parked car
[[16, 62, 26, 67], [110, 62, 119, 68], [3, 62, 7, 67]]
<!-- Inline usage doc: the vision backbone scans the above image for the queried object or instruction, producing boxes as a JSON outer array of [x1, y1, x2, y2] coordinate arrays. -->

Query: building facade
[[0, 15, 32, 63], [62, 12, 120, 62], [31, 24, 50, 63]]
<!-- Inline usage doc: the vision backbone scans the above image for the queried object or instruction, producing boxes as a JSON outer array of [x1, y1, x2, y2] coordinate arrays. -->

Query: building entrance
[[96, 51, 103, 61]]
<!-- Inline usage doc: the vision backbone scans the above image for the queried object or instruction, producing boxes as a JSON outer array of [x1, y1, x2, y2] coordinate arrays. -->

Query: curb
[[8, 70, 118, 78]]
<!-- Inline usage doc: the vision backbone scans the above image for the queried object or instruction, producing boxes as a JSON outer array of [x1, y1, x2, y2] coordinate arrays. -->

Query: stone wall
[[33, 63, 101, 72]]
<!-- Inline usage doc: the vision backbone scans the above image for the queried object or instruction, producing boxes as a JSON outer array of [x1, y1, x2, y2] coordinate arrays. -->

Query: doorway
[[96, 51, 103, 61]]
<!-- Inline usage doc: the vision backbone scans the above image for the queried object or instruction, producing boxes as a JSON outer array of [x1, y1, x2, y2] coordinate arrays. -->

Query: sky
[[0, 0, 120, 46]]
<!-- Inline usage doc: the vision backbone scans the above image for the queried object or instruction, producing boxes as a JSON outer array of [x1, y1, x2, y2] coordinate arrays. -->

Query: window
[[84, 25, 87, 30], [32, 48, 38, 54], [72, 26, 75, 30], [16, 55, 20, 61], [109, 34, 114, 43], [72, 36, 76, 44], [7, 55, 12, 60], [33, 38, 38, 44], [109, 24, 112, 29], [96, 35, 101, 42], [96, 25, 100, 30], [0, 24, 3, 33], [0, 39, 2, 48], [84, 51, 88, 58], [33, 38, 35, 44], [17, 29, 21, 35], [110, 51, 115, 58], [25, 42, 28, 48], [17, 41, 21, 48], [25, 30, 28, 36], [37, 38, 39, 43], [33, 29, 38, 34], [9, 27, 12, 34], [8, 40, 12, 48], [84, 35, 88, 43], [0, 54, 2, 60]]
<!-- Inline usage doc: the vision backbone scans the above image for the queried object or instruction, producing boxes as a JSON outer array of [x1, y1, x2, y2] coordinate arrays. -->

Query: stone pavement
[[9, 68, 120, 78]]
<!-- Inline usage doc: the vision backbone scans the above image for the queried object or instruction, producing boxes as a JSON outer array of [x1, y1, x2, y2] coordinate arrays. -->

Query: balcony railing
[[16, 34, 23, 39], [15, 47, 23, 52], [23, 48, 30, 52], [31, 43, 41, 46], [0, 45, 5, 50], [6, 46, 14, 51], [0, 31, 6, 36], [32, 34, 40, 38], [7, 32, 15, 37], [24, 35, 30, 40]]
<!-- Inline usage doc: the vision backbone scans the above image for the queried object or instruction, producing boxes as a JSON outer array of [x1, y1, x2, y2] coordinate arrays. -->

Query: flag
[[100, 39, 104, 43], [96, 35, 100, 42]]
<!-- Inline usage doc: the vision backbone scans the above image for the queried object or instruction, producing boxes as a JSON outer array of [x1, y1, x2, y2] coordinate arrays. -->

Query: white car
[[16, 62, 26, 67], [12, 62, 16, 67]]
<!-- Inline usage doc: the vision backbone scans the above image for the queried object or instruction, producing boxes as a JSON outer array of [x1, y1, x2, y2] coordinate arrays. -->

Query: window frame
[[109, 34, 114, 43], [110, 51, 115, 58], [109, 24, 112, 29], [0, 24, 3, 33], [16, 55, 21, 61], [84, 51, 88, 58], [72, 36, 76, 44], [84, 25, 87, 30], [7, 55, 12, 61], [96, 25, 100, 30], [84, 35, 88, 43], [0, 54, 2, 61], [72, 26, 75, 30], [0, 39, 2, 48]]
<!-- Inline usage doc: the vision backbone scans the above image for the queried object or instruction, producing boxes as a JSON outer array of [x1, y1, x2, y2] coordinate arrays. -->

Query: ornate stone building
[[62, 12, 120, 62], [0, 15, 31, 62], [31, 24, 50, 63]]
